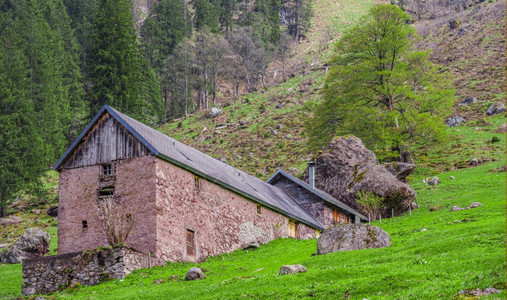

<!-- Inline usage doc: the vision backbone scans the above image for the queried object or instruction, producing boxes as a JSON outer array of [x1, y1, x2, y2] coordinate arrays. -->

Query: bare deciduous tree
[[96, 197, 137, 246], [228, 27, 268, 93], [277, 32, 296, 82]]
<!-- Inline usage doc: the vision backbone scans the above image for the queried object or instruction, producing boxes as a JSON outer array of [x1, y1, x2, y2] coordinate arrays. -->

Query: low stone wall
[[22, 247, 156, 296]]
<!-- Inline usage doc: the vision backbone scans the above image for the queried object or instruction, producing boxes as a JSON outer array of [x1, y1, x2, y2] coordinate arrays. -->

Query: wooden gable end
[[62, 112, 152, 169]]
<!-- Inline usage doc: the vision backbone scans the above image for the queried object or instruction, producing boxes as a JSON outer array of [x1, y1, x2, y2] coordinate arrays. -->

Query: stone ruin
[[22, 246, 158, 296]]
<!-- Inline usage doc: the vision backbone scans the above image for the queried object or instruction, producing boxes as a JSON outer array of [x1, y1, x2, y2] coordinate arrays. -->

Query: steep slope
[[158, 0, 506, 178], [158, 0, 381, 179]]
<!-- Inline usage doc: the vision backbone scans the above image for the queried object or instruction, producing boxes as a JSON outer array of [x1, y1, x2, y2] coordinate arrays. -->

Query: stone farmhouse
[[53, 105, 366, 263]]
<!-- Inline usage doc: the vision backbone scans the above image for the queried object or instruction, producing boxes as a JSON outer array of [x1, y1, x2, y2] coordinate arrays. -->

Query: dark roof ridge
[[266, 169, 367, 220]]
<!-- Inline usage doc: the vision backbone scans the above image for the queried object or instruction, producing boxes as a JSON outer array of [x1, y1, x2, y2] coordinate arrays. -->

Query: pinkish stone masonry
[[58, 155, 157, 255], [58, 155, 316, 263]]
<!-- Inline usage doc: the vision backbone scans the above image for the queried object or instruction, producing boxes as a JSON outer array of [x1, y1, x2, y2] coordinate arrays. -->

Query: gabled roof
[[54, 105, 324, 231], [267, 169, 367, 221]]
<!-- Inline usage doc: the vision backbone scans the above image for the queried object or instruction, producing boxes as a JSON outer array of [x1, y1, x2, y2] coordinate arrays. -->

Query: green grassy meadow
[[1, 125, 503, 299]]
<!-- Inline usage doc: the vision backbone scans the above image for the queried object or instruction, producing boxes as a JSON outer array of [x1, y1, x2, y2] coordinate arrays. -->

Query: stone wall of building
[[21, 247, 154, 296], [154, 159, 316, 263], [58, 155, 158, 255]]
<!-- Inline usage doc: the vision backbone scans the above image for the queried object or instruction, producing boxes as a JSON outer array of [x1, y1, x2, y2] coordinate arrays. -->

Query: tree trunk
[[163, 86, 168, 123]]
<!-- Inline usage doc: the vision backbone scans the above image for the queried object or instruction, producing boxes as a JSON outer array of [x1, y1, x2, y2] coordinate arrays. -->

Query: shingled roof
[[267, 169, 367, 221], [54, 105, 324, 231]]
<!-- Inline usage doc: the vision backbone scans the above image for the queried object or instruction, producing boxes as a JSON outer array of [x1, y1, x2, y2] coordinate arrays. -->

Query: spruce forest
[[0, 0, 505, 298]]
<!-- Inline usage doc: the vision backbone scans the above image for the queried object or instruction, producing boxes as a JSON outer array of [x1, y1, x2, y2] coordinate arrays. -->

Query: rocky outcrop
[[317, 224, 391, 255], [486, 102, 506, 116], [185, 267, 206, 281], [303, 136, 416, 216], [0, 228, 50, 264], [279, 264, 307, 275], [383, 162, 415, 182]]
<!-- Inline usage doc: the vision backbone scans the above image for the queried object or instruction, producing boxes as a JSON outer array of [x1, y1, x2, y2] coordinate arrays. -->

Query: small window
[[256, 204, 262, 216], [82, 220, 88, 228], [103, 164, 114, 176], [194, 175, 200, 190]]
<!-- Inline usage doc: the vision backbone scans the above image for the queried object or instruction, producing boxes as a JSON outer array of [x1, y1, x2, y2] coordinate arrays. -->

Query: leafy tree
[[306, 5, 455, 161], [86, 0, 162, 123]]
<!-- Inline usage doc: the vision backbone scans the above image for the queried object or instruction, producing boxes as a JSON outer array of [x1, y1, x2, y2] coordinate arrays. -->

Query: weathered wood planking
[[62, 112, 151, 169]]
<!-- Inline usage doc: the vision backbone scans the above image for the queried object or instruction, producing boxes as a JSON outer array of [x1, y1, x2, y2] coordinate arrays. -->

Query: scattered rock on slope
[[207, 107, 223, 118], [317, 224, 391, 255], [185, 267, 206, 281], [0, 215, 23, 226], [494, 123, 506, 133], [303, 136, 416, 216], [445, 116, 465, 127], [279, 264, 307, 275], [486, 102, 506, 116], [458, 97, 477, 106], [427, 177, 440, 186], [0, 228, 50, 264]]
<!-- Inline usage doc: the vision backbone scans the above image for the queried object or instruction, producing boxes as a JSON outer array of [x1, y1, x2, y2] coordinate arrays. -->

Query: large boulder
[[0, 228, 50, 264], [317, 224, 391, 255], [486, 102, 506, 116], [303, 136, 416, 216], [383, 162, 415, 182]]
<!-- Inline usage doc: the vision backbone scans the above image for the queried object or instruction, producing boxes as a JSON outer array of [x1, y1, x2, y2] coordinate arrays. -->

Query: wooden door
[[288, 220, 296, 238], [332, 211, 340, 224], [186, 229, 195, 259]]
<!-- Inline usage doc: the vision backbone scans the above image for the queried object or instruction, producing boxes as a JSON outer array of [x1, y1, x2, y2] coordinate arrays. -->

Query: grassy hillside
[[0, 115, 504, 300], [0, 0, 504, 299], [157, 0, 506, 179]]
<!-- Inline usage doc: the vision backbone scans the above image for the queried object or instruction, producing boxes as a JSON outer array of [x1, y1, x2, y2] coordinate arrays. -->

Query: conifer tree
[[0, 11, 46, 217], [87, 0, 162, 122]]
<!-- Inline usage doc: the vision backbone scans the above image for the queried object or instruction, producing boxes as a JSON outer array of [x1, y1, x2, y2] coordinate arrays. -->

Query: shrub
[[356, 190, 385, 221], [491, 136, 500, 143]]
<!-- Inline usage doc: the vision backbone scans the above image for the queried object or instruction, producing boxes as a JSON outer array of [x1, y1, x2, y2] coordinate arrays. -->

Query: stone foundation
[[21, 247, 156, 296]]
